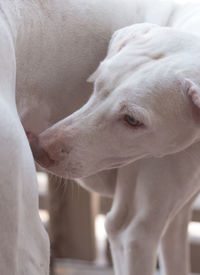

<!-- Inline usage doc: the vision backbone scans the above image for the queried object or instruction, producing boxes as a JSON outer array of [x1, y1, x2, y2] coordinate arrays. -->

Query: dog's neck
[[1, 0, 177, 44]]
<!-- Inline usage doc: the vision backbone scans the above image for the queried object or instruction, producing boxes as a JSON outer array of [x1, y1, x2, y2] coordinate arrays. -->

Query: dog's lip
[[98, 156, 133, 169], [99, 153, 150, 170], [35, 157, 56, 169]]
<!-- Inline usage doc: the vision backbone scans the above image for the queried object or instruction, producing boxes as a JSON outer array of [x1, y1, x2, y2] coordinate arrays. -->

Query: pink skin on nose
[[26, 131, 55, 168]]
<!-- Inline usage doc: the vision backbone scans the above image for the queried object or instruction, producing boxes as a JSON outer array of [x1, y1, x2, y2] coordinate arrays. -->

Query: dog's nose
[[28, 134, 56, 168]]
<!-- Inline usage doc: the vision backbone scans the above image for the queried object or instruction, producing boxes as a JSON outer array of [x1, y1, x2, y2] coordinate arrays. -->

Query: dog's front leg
[[105, 162, 161, 275], [159, 195, 196, 275], [105, 150, 200, 275]]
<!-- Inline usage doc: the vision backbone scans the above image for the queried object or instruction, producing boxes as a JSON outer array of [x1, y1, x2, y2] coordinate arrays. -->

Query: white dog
[[31, 22, 200, 275], [1, 0, 200, 274]]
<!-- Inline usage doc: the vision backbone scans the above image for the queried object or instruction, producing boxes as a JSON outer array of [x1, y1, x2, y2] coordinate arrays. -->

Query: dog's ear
[[88, 24, 159, 83], [185, 78, 200, 109], [183, 78, 200, 123], [107, 23, 159, 57]]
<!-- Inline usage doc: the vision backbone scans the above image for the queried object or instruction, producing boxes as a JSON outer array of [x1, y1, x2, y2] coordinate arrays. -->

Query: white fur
[[1, 0, 200, 274]]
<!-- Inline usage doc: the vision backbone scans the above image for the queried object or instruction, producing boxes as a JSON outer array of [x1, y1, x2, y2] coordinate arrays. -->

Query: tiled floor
[[53, 260, 162, 275], [53, 260, 200, 275], [54, 260, 113, 275], [54, 263, 114, 275]]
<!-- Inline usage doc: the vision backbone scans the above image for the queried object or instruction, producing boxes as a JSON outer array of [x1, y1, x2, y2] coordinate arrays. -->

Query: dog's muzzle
[[27, 133, 55, 168]]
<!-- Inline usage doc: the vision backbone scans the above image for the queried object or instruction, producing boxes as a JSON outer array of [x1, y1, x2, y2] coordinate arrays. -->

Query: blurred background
[[37, 172, 200, 275]]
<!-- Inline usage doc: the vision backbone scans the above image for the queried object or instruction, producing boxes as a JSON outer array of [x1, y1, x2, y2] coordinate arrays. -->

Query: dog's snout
[[27, 130, 71, 169], [28, 134, 56, 168]]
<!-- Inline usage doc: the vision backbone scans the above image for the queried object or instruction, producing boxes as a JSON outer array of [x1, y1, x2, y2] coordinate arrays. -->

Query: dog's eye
[[124, 114, 143, 127]]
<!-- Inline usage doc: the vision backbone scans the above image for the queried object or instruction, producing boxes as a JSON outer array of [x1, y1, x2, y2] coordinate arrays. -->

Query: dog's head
[[31, 23, 200, 178]]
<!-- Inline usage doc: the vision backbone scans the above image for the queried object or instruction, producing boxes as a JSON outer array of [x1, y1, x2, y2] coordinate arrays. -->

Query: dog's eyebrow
[[96, 78, 106, 91], [119, 102, 129, 112], [119, 102, 152, 126], [119, 103, 141, 118]]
